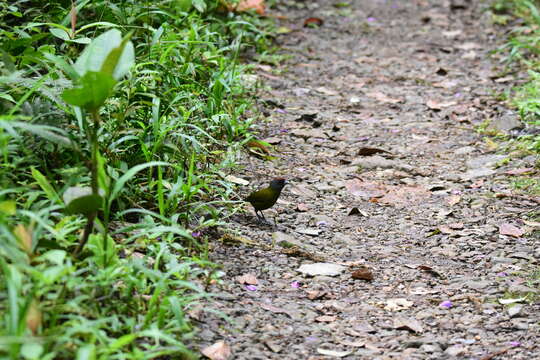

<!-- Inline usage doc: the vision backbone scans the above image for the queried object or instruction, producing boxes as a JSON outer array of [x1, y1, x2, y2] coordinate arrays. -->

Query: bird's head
[[269, 178, 286, 191]]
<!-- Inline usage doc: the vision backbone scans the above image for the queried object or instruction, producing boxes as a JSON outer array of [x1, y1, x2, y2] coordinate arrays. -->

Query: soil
[[195, 1, 540, 359]]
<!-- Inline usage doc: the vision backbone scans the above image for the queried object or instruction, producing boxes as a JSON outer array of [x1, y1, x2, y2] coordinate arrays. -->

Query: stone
[[488, 111, 523, 134], [297, 263, 346, 277]]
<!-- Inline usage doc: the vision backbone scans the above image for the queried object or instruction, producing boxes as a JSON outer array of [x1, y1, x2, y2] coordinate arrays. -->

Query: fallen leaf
[[351, 267, 374, 281], [354, 56, 376, 64], [494, 75, 514, 83], [417, 265, 443, 278], [505, 167, 534, 175], [245, 139, 270, 154], [499, 297, 525, 305], [433, 79, 458, 89], [393, 316, 424, 333], [438, 225, 454, 234], [377, 185, 431, 207], [304, 17, 324, 27], [448, 222, 464, 229], [442, 29, 462, 38], [523, 220, 540, 228], [345, 179, 386, 198], [296, 203, 309, 212], [296, 228, 320, 236], [499, 223, 524, 238], [436, 67, 448, 76], [316, 348, 352, 357], [426, 99, 457, 110], [384, 298, 414, 311], [264, 340, 282, 353], [357, 147, 391, 156], [262, 136, 282, 144], [236, 273, 258, 285], [201, 341, 231, 360], [456, 42, 480, 50], [315, 315, 336, 322], [447, 195, 461, 205], [366, 91, 403, 104], [224, 175, 249, 186], [315, 86, 339, 96], [259, 302, 293, 317], [14, 224, 32, 255], [235, 0, 265, 15], [306, 290, 324, 300]]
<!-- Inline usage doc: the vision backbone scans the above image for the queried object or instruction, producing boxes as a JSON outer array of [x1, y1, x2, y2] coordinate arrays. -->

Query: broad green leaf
[[74, 29, 134, 79], [70, 37, 91, 44], [192, 0, 207, 12], [62, 71, 116, 112], [100, 31, 134, 80], [37, 250, 66, 265], [31, 168, 62, 205], [0, 201, 16, 215], [20, 342, 44, 360], [65, 194, 102, 216], [63, 186, 91, 205], [76, 344, 95, 360], [63, 186, 102, 216], [49, 27, 70, 41]]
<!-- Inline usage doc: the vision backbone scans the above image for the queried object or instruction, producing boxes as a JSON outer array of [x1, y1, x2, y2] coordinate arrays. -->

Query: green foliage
[[0, 0, 272, 358], [493, 0, 540, 154]]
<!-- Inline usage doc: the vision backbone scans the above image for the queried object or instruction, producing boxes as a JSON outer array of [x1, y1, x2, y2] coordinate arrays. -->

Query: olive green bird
[[245, 178, 286, 222]]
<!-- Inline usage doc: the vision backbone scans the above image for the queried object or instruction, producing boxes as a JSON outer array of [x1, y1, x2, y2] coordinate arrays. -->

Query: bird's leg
[[260, 211, 268, 223], [255, 210, 263, 222]]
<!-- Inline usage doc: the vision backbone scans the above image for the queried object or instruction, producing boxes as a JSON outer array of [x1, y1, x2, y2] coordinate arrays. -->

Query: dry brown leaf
[[316, 348, 352, 357], [505, 167, 534, 175], [456, 42, 480, 50], [357, 147, 390, 156], [384, 298, 414, 311], [236, 273, 258, 285], [26, 299, 41, 335], [351, 267, 374, 281], [345, 179, 386, 198], [393, 316, 424, 333], [201, 341, 231, 360], [259, 302, 292, 317], [426, 99, 457, 110], [499, 223, 524, 238], [315, 86, 339, 96], [235, 0, 265, 15], [306, 290, 324, 300], [448, 222, 464, 229], [366, 91, 403, 104], [304, 17, 324, 27], [296, 203, 309, 212], [446, 195, 461, 205], [315, 315, 337, 322], [14, 224, 32, 255], [377, 185, 431, 206], [438, 225, 454, 234]]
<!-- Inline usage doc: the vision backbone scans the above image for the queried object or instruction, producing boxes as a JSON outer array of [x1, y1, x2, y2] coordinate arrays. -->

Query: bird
[[245, 178, 286, 222]]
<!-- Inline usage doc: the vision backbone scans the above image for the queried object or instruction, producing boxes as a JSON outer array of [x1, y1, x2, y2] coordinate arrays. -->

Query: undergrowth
[[0, 0, 273, 358], [490, 0, 540, 185], [490, 0, 540, 297]]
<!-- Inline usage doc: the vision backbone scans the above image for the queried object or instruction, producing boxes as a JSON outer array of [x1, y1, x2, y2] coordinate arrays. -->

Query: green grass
[[490, 0, 540, 318], [0, 0, 274, 358]]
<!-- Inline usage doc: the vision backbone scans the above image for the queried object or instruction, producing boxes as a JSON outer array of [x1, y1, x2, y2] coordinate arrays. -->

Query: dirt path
[[196, 1, 539, 358]]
